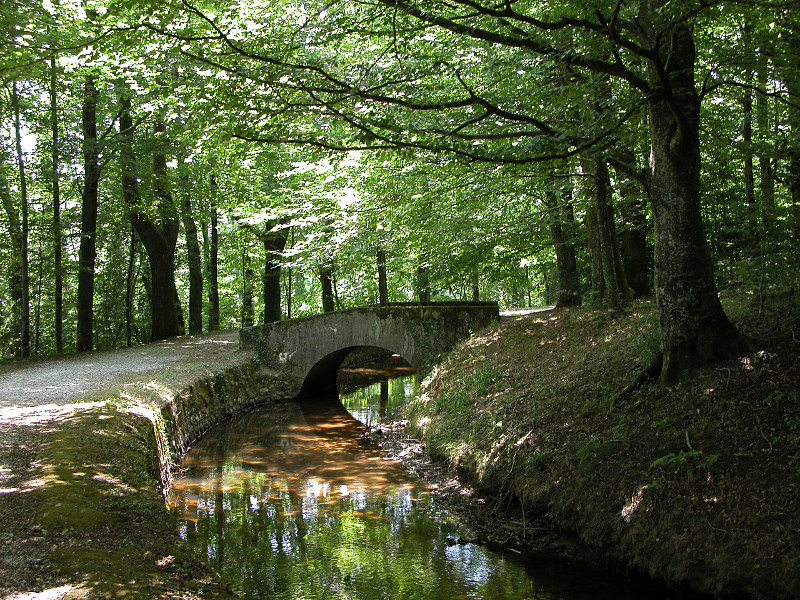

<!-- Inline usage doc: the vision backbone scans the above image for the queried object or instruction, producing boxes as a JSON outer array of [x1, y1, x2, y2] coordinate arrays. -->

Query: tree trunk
[[320, 267, 336, 312], [416, 264, 431, 304], [377, 249, 388, 305], [241, 252, 255, 326], [11, 82, 31, 357], [544, 187, 581, 307], [639, 5, 750, 384], [207, 175, 220, 331], [119, 94, 183, 341], [180, 190, 204, 334], [785, 26, 800, 233], [615, 170, 650, 298], [0, 169, 23, 355], [262, 224, 288, 323], [50, 54, 63, 354], [582, 157, 632, 308], [126, 225, 136, 347], [77, 76, 100, 352]]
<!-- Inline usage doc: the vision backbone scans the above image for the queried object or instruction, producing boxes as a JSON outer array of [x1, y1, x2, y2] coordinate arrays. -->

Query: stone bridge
[[239, 302, 499, 398]]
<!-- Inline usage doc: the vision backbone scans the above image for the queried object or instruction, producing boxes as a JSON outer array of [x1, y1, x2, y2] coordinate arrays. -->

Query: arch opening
[[299, 345, 415, 399]]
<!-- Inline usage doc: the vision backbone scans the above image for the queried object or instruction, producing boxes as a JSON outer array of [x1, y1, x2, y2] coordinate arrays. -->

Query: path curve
[[0, 331, 241, 434]]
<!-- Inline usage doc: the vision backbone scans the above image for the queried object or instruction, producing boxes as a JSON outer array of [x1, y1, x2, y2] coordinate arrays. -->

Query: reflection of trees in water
[[171, 381, 660, 600], [170, 398, 541, 599]]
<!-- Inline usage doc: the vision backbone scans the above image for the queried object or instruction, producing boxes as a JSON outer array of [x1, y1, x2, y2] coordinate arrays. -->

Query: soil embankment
[[393, 295, 799, 599]]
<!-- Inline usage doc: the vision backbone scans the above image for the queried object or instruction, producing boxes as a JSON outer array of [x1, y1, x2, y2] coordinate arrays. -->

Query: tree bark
[[119, 94, 183, 341], [320, 267, 336, 312], [77, 76, 99, 352], [544, 187, 581, 307], [262, 223, 288, 323], [180, 189, 204, 334], [50, 54, 63, 354], [638, 3, 750, 384]]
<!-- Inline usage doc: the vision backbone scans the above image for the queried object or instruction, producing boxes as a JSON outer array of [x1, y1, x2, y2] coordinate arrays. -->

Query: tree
[[119, 93, 184, 342], [77, 75, 99, 352], [10, 81, 31, 357]]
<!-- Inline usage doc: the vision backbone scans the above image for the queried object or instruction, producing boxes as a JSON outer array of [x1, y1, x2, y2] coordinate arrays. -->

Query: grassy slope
[[405, 294, 800, 599]]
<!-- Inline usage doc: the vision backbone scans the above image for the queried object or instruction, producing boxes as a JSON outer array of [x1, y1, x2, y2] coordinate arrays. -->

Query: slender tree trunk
[[377, 249, 388, 305], [471, 271, 480, 302], [208, 175, 220, 331], [180, 189, 204, 334], [320, 267, 336, 312], [785, 26, 800, 234], [126, 225, 136, 347], [544, 187, 581, 307], [50, 54, 63, 354], [77, 76, 99, 352], [241, 252, 254, 326], [12, 82, 30, 357], [582, 157, 631, 308], [262, 224, 288, 323], [615, 170, 650, 298], [638, 4, 749, 384], [0, 169, 22, 354]]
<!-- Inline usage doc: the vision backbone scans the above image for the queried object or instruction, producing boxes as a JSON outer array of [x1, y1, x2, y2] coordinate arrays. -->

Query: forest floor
[[382, 292, 800, 599]]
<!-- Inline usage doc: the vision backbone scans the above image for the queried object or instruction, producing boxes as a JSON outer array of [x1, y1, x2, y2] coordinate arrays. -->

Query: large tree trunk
[[77, 76, 99, 352], [119, 95, 183, 341], [262, 223, 288, 323], [544, 187, 581, 307], [11, 82, 31, 358], [639, 4, 750, 384]]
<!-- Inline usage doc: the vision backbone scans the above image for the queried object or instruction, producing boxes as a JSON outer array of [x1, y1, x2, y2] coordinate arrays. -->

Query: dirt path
[[0, 330, 240, 409], [0, 331, 242, 599]]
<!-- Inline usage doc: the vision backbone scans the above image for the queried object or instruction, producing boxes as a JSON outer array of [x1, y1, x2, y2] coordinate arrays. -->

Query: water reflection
[[171, 370, 669, 600]]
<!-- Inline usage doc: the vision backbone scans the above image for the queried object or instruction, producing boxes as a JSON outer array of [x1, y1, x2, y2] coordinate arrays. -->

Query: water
[[170, 365, 669, 600]]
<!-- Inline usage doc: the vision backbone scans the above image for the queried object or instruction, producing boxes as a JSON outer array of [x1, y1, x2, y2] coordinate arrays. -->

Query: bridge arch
[[240, 303, 499, 399], [301, 345, 412, 397]]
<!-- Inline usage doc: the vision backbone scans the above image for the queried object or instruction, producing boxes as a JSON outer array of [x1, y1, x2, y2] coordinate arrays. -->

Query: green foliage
[[649, 450, 719, 471], [576, 438, 619, 468]]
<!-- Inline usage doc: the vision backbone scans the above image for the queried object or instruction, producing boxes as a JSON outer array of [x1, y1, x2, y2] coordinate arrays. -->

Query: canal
[[170, 359, 671, 599]]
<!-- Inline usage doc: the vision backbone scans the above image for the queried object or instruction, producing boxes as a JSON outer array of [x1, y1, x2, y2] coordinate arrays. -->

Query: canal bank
[[0, 331, 278, 598], [399, 295, 800, 600]]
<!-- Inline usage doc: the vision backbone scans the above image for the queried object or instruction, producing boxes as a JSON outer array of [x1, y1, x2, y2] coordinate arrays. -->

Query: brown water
[[170, 368, 671, 599]]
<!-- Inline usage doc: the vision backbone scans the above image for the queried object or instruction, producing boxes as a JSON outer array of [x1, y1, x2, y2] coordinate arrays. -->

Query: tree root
[[614, 352, 663, 405]]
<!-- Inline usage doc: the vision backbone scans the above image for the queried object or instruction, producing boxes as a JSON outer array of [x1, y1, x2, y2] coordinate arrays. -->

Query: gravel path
[[0, 330, 240, 411]]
